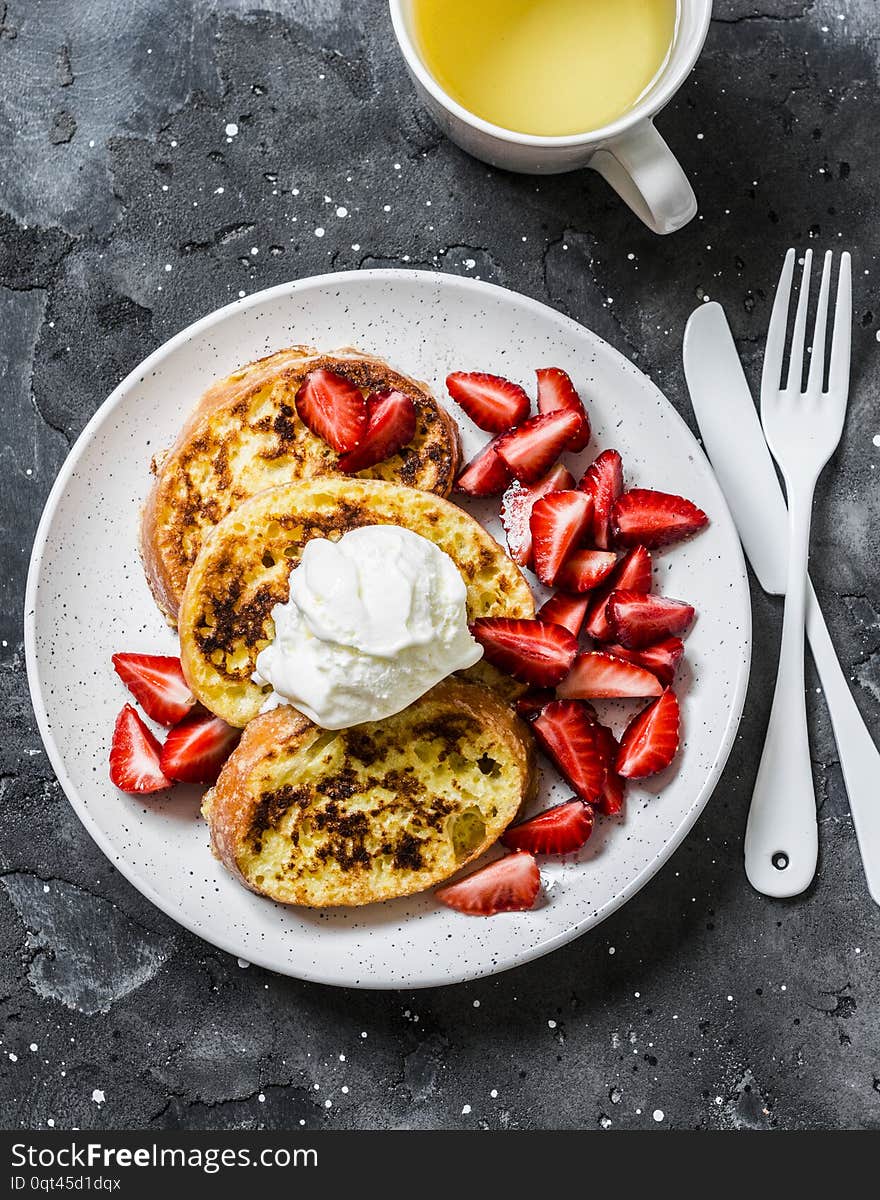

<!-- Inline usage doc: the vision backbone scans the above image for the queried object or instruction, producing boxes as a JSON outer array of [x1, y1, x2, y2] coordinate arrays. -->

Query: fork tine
[[806, 251, 834, 393], [828, 250, 852, 398], [761, 248, 796, 399], [786, 248, 813, 391]]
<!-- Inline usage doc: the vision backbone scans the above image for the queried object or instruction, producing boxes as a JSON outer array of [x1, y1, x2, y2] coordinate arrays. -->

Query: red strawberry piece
[[470, 618, 578, 687], [531, 699, 607, 803], [537, 592, 589, 638], [530, 489, 594, 585], [536, 368, 591, 452], [584, 545, 652, 641], [295, 368, 368, 453], [616, 689, 681, 779], [558, 651, 664, 700], [112, 653, 194, 728], [455, 435, 512, 496], [495, 409, 581, 484], [607, 591, 695, 649], [502, 798, 594, 855], [612, 488, 708, 549], [435, 851, 540, 916], [338, 390, 416, 472], [159, 711, 241, 785], [578, 449, 623, 549], [605, 637, 684, 687], [554, 549, 618, 594], [515, 688, 556, 721], [446, 371, 531, 432], [109, 704, 171, 794], [500, 464, 574, 567], [594, 723, 626, 815]]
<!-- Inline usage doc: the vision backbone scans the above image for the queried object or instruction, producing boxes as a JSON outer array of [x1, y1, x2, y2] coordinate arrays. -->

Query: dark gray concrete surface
[[2, 0, 879, 1131]]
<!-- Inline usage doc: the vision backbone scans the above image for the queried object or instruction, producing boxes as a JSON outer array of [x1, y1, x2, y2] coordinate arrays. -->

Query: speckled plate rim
[[24, 269, 751, 989]]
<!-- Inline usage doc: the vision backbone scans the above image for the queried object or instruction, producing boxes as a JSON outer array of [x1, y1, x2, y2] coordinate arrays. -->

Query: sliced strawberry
[[500, 464, 574, 567], [455, 435, 512, 496], [554, 549, 618, 594], [536, 368, 591, 452], [470, 618, 578, 687], [537, 592, 589, 638], [109, 704, 171, 794], [502, 798, 594, 855], [558, 651, 663, 700], [531, 699, 606, 804], [616, 689, 681, 779], [515, 688, 556, 720], [607, 591, 695, 649], [495, 409, 581, 484], [584, 545, 652, 641], [530, 490, 594, 586], [337, 390, 416, 472], [295, 368, 368, 453], [595, 723, 626, 815], [112, 653, 194, 727], [578, 449, 623, 549], [159, 711, 241, 785], [446, 371, 530, 432], [435, 852, 540, 916], [605, 637, 684, 687], [612, 488, 708, 549]]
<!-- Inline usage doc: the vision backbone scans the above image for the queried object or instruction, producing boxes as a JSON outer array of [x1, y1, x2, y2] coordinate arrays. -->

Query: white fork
[[744, 247, 852, 897]]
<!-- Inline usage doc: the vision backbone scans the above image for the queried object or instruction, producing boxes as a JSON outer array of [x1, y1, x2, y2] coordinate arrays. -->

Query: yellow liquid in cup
[[412, 0, 678, 137]]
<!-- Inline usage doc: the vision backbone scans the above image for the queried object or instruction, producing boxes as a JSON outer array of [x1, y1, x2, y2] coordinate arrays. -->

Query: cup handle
[[589, 119, 697, 235]]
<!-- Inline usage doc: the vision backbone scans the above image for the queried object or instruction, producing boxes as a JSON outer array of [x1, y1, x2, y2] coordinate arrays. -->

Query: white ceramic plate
[[25, 270, 750, 989]]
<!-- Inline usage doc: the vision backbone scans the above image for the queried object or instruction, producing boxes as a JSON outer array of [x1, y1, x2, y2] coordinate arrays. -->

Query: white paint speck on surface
[[548, 1019, 557, 1029], [315, 228, 325, 238], [92, 1089, 105, 1105], [461, 1104, 471, 1114], [29, 1043, 37, 1052], [258, 1093, 265, 1103], [490, 1089, 498, 1098], [472, 999, 480, 1008], [324, 1099, 332, 1109], [653, 1109, 664, 1122], [335, 206, 348, 218], [225, 122, 238, 138]]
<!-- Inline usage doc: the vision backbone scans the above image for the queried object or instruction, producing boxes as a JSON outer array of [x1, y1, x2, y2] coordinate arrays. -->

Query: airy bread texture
[[178, 477, 535, 727], [202, 678, 537, 907], [140, 346, 462, 621]]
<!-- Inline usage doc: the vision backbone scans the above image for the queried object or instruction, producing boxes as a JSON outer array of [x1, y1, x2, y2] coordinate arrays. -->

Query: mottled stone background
[[2, 0, 879, 1131]]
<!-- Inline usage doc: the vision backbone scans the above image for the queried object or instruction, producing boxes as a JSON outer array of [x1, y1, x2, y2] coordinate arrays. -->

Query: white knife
[[683, 301, 880, 905]]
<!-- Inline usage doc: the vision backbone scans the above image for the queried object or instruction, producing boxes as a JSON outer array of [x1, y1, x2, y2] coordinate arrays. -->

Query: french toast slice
[[141, 346, 461, 621], [178, 477, 534, 727], [202, 678, 537, 907]]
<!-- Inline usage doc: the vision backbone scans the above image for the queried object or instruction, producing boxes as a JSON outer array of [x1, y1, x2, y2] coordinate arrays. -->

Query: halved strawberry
[[530, 490, 594, 585], [558, 651, 663, 700], [338, 390, 416, 472], [612, 488, 708, 549], [616, 689, 681, 779], [584, 545, 652, 641], [159, 711, 241, 785], [295, 368, 368, 453], [435, 852, 540, 916], [470, 618, 578, 687], [455, 435, 512, 496], [607, 591, 695, 649], [531, 700, 606, 803], [605, 637, 684, 687], [515, 688, 555, 720], [446, 371, 530, 432], [500, 464, 574, 567], [109, 704, 171, 794], [537, 592, 589, 638], [112, 653, 194, 728], [495, 409, 581, 484], [536, 368, 591, 452], [554, 549, 618, 593], [578, 449, 623, 549], [595, 723, 626, 815], [502, 798, 594, 855]]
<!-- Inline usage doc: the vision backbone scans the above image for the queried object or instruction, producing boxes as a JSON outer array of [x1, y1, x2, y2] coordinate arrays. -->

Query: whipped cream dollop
[[254, 525, 483, 729]]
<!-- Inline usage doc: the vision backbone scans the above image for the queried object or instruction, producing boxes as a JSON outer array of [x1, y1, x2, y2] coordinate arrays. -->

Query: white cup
[[389, 0, 712, 235]]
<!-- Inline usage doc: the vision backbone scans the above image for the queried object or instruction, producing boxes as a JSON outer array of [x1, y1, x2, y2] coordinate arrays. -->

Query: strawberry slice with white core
[[446, 371, 531, 432], [584, 545, 652, 641], [578, 449, 623, 549], [495, 409, 581, 484], [455, 435, 512, 496], [554, 549, 618, 594], [558, 651, 664, 700], [500, 464, 574, 567], [594, 723, 626, 815], [502, 798, 594, 855], [531, 699, 607, 804], [616, 689, 681, 779], [537, 592, 589, 638], [530, 489, 594, 585], [607, 590, 695, 649], [109, 704, 171, 794], [536, 368, 591, 452], [159, 711, 241, 785], [612, 488, 708, 549], [469, 618, 578, 687], [605, 637, 684, 687], [112, 653, 194, 728], [295, 368, 368, 453], [435, 852, 540, 916], [338, 390, 416, 472]]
